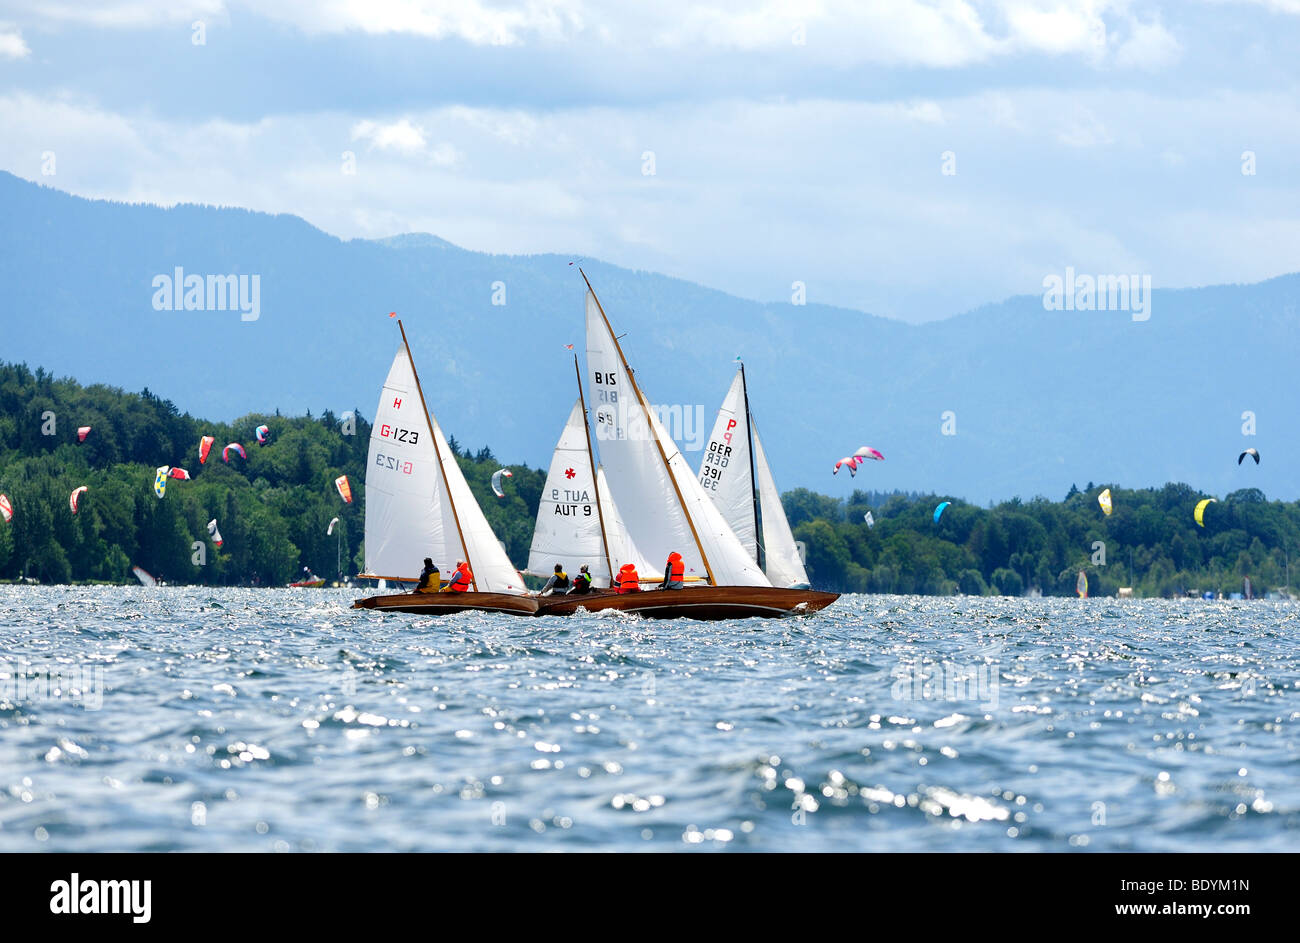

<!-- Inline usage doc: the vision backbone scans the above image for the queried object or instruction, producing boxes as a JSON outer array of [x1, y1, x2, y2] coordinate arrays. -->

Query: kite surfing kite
[[1194, 498, 1216, 528], [933, 501, 950, 523], [1098, 488, 1113, 516], [154, 467, 169, 499], [1238, 448, 1260, 465], [167, 467, 192, 481], [335, 475, 353, 504], [834, 457, 860, 477], [327, 517, 339, 536], [77, 426, 92, 443], [853, 446, 885, 462], [222, 443, 247, 463], [70, 486, 88, 514], [199, 436, 215, 464], [256, 424, 271, 445], [0, 494, 11, 523], [864, 511, 875, 528], [207, 519, 223, 548], [491, 468, 513, 498]]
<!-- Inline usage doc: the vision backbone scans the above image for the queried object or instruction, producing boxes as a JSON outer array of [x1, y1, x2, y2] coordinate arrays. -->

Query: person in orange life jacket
[[616, 563, 641, 593], [414, 558, 441, 593], [444, 560, 473, 592], [539, 564, 570, 596], [659, 552, 685, 590], [568, 565, 593, 595]]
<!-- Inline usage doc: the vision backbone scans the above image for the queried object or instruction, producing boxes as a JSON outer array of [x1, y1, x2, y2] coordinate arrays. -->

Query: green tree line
[[786, 483, 1299, 597], [0, 363, 541, 585], [1, 363, 1295, 597]]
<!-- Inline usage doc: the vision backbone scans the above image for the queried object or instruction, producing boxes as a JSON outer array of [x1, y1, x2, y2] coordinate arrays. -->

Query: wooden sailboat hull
[[351, 591, 539, 616], [535, 586, 839, 620]]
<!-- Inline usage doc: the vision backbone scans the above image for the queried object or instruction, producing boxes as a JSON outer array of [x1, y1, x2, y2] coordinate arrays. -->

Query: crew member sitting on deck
[[568, 565, 593, 595], [659, 551, 685, 590], [539, 564, 570, 596], [414, 558, 441, 593], [616, 563, 641, 593], [445, 560, 473, 593]]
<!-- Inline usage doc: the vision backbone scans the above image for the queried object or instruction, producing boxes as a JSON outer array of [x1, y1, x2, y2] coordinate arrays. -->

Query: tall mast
[[575, 355, 614, 583], [739, 361, 765, 573], [578, 268, 716, 585], [398, 319, 476, 591]]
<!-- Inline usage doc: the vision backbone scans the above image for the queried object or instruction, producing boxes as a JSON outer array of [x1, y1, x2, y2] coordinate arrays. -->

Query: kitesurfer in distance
[[659, 551, 685, 590], [444, 560, 473, 593], [568, 564, 593, 595], [414, 558, 440, 593], [616, 563, 641, 593], [538, 564, 570, 596]]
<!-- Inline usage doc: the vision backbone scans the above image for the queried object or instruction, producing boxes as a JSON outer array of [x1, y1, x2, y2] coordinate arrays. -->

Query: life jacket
[[449, 563, 473, 592], [617, 564, 640, 593], [553, 570, 569, 589], [572, 572, 592, 593], [667, 552, 685, 582]]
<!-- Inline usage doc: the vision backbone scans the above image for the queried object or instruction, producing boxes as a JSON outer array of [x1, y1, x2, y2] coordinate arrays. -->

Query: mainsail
[[700, 365, 811, 588], [527, 398, 611, 584], [361, 332, 525, 593], [584, 283, 769, 587]]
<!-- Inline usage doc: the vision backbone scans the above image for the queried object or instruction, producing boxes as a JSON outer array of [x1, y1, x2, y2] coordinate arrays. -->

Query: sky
[[1, 0, 1298, 322]]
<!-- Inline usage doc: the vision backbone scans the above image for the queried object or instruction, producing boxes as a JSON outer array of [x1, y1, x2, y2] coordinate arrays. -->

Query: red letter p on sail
[[724, 418, 737, 444]]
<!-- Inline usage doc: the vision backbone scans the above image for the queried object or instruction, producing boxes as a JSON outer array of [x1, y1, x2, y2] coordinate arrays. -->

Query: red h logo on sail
[[393, 397, 402, 409]]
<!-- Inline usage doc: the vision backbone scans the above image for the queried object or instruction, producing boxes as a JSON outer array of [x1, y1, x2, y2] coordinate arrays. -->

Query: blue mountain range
[[2, 170, 1295, 503]]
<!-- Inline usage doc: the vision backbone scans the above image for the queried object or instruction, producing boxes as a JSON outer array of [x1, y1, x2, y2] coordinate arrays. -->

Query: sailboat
[[699, 362, 811, 589], [351, 321, 537, 616], [526, 358, 656, 590], [535, 273, 838, 619]]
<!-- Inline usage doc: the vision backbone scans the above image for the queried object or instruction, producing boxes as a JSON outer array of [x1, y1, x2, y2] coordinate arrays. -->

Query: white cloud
[[3, 85, 1298, 322], [20, 1, 227, 28], [0, 23, 29, 57], [352, 118, 428, 155], [0, 1, 1184, 69], [1114, 16, 1181, 70]]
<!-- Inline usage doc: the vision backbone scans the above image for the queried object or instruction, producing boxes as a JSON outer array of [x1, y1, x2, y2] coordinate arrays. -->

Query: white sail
[[430, 418, 526, 593], [585, 290, 769, 587], [362, 345, 524, 593], [527, 399, 610, 584], [752, 429, 811, 588], [597, 465, 656, 583], [699, 365, 810, 588], [698, 368, 757, 559]]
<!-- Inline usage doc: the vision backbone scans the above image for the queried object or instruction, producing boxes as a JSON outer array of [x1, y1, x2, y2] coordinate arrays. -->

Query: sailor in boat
[[444, 560, 473, 593], [413, 558, 441, 593], [538, 564, 570, 596], [616, 563, 641, 593], [568, 565, 594, 595], [658, 552, 685, 590]]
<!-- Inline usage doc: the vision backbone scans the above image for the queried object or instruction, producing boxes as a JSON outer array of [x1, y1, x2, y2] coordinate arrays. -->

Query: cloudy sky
[[1, 0, 1297, 321]]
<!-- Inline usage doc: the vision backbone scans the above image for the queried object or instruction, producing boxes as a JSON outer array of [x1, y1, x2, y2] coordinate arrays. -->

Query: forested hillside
[[1, 362, 1294, 597]]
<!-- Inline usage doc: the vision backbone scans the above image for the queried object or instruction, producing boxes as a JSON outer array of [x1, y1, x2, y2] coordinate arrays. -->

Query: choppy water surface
[[1, 586, 1297, 852]]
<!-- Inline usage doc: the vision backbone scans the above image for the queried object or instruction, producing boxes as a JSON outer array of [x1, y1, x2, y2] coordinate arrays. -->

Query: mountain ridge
[[2, 170, 1296, 504]]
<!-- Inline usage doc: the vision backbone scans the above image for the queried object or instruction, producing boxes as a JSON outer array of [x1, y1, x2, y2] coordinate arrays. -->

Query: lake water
[[1, 587, 1296, 852]]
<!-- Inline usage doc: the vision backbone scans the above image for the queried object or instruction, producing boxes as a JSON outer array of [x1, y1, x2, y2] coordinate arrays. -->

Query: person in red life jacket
[[445, 560, 473, 593], [659, 551, 685, 590], [616, 563, 641, 593]]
